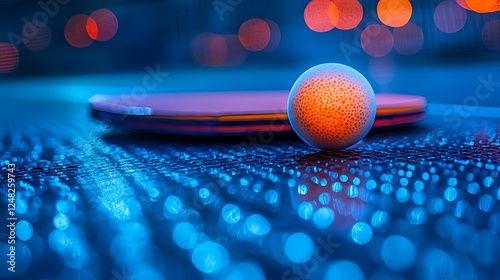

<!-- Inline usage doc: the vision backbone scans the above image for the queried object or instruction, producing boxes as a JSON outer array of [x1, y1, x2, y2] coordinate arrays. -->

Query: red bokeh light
[[192, 33, 248, 67], [331, 0, 363, 30], [304, 0, 335, 33], [238, 18, 271, 51], [23, 21, 52, 52], [65, 14, 96, 48], [434, 1, 467, 34], [393, 22, 424, 55], [0, 42, 19, 73], [361, 24, 394, 57], [87, 9, 118, 42]]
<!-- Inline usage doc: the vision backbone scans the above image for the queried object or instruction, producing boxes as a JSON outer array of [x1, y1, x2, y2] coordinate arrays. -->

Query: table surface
[[0, 100, 499, 280]]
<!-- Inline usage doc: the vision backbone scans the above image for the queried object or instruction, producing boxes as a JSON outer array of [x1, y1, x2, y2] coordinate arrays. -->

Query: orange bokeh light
[[377, 0, 412, 28], [304, 0, 335, 33], [455, 0, 472, 10], [0, 42, 19, 73], [331, 0, 363, 30], [22, 21, 52, 52], [361, 24, 394, 57], [393, 22, 424, 55], [65, 14, 96, 48], [434, 0, 467, 34], [238, 18, 271, 51], [87, 9, 119, 42], [263, 19, 281, 52], [465, 0, 500, 13]]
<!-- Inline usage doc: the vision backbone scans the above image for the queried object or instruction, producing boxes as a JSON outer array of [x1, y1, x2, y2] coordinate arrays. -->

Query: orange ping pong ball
[[288, 63, 376, 150]]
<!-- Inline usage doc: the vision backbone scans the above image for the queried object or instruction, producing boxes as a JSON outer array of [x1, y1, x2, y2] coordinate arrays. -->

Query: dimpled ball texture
[[288, 63, 376, 150]]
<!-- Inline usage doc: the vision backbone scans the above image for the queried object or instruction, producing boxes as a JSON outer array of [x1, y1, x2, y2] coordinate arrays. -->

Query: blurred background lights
[[191, 33, 227, 66], [371, 210, 389, 232], [393, 22, 424, 55], [16, 199, 28, 215], [465, 0, 500, 13], [381, 235, 416, 271], [224, 262, 265, 280], [0, 42, 19, 73], [324, 261, 365, 280], [222, 204, 241, 224], [16, 220, 34, 242], [304, 0, 335, 33], [164, 195, 184, 215], [285, 232, 314, 263], [434, 1, 467, 34], [173, 222, 198, 249], [244, 214, 271, 236], [65, 14, 96, 48], [298, 201, 315, 220], [455, 0, 472, 10], [191, 33, 248, 67], [48, 230, 70, 254], [313, 207, 335, 229], [331, 0, 364, 30], [53, 213, 70, 231], [191, 241, 229, 274], [351, 222, 373, 245], [263, 19, 281, 52], [22, 21, 52, 52], [361, 24, 394, 57], [377, 0, 413, 28], [87, 9, 118, 42], [238, 18, 271, 51]]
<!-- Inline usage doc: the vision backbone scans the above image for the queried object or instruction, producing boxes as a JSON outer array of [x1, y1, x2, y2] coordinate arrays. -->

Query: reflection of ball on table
[[287, 63, 376, 150]]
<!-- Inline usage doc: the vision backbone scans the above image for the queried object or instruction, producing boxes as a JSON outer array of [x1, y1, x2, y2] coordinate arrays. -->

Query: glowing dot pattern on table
[[22, 21, 52, 52], [65, 14, 97, 48], [0, 42, 19, 73], [434, 0, 467, 34], [361, 24, 394, 57], [331, 0, 363, 30], [1, 115, 500, 279], [288, 63, 376, 150], [304, 0, 335, 33], [238, 18, 271, 51], [377, 0, 413, 28], [87, 9, 119, 42]]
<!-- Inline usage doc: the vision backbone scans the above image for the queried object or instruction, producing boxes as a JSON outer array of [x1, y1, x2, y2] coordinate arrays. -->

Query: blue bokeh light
[[265, 190, 279, 205], [396, 188, 410, 203], [16, 220, 33, 241], [191, 241, 229, 274], [324, 261, 365, 280], [381, 235, 416, 271], [313, 207, 335, 229], [53, 213, 70, 231], [298, 202, 315, 220], [173, 222, 198, 250], [199, 188, 210, 199], [284, 232, 314, 263], [225, 262, 265, 280], [245, 214, 271, 236], [351, 222, 373, 245], [371, 211, 389, 232], [164, 195, 184, 215], [222, 204, 241, 224]]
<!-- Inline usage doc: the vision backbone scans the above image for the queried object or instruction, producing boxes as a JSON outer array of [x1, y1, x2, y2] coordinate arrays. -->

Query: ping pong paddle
[[89, 91, 426, 136]]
